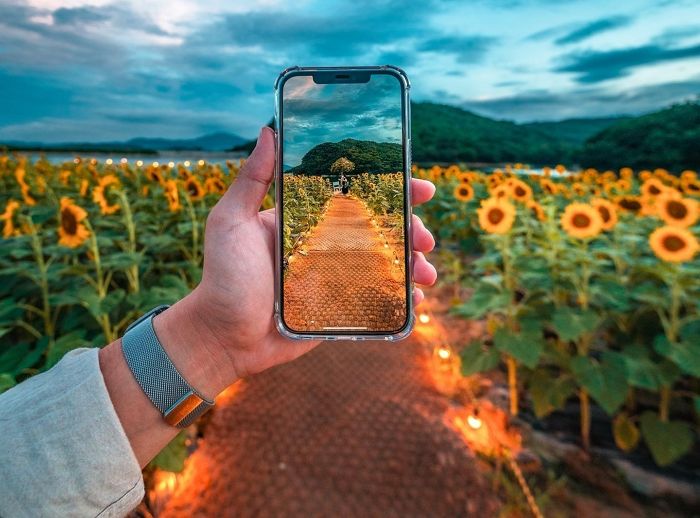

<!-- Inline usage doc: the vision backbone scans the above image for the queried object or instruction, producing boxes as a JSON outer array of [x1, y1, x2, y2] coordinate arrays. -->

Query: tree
[[330, 156, 355, 176]]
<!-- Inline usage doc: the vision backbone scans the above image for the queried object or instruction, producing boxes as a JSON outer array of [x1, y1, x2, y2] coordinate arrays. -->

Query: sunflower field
[[414, 164, 700, 466], [0, 154, 275, 393], [282, 175, 333, 260]]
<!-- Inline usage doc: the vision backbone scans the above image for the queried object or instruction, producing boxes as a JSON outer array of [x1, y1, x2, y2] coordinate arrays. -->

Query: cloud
[[460, 77, 700, 121], [555, 42, 700, 83], [555, 15, 633, 45], [418, 35, 496, 63]]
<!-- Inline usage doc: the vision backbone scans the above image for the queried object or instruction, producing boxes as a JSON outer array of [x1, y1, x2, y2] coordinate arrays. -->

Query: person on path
[[0, 127, 438, 518], [340, 174, 350, 195]]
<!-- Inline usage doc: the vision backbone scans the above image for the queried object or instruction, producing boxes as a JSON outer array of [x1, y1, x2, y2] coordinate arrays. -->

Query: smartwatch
[[121, 305, 215, 428]]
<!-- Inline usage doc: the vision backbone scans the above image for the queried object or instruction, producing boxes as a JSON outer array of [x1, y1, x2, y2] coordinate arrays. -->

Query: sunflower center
[[61, 207, 78, 235], [487, 208, 505, 225], [515, 186, 526, 197], [620, 199, 641, 211], [649, 185, 661, 195], [663, 235, 686, 252], [187, 182, 198, 196], [597, 206, 611, 222], [459, 187, 469, 196], [572, 213, 591, 228], [666, 200, 687, 219]]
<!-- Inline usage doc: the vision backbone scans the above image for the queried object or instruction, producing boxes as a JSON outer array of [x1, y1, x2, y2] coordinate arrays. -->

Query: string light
[[467, 414, 483, 430], [136, 160, 143, 167], [184, 160, 191, 167], [437, 345, 451, 360], [105, 158, 113, 165], [418, 313, 430, 324], [152, 161, 159, 167], [198, 159, 205, 166], [120, 157, 128, 164], [168, 161, 175, 168]]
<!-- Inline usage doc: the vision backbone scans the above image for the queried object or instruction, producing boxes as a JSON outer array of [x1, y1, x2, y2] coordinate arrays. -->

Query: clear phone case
[[273, 65, 414, 341]]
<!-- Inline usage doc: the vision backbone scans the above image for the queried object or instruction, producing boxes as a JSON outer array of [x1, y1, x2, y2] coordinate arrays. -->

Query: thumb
[[220, 126, 276, 217]]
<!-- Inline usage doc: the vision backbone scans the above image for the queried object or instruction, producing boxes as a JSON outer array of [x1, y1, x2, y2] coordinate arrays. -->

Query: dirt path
[[283, 194, 406, 332], [159, 335, 500, 517]]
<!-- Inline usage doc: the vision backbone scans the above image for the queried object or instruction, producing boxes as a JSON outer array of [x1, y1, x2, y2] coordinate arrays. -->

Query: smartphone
[[274, 66, 413, 341]]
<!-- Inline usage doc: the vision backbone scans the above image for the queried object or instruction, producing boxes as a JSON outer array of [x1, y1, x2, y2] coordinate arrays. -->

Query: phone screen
[[279, 70, 410, 335]]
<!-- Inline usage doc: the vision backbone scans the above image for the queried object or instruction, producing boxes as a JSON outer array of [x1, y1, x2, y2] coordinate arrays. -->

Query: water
[[16, 150, 249, 166]]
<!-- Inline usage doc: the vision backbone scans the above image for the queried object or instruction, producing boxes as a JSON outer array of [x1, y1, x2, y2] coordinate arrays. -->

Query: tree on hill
[[330, 157, 355, 176], [578, 101, 700, 171], [287, 139, 402, 176]]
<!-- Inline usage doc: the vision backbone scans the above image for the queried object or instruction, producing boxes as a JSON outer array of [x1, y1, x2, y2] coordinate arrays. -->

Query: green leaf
[[459, 341, 500, 376], [551, 307, 599, 342], [493, 322, 544, 369], [653, 335, 700, 377], [570, 353, 627, 415], [0, 344, 30, 373], [613, 413, 640, 452], [0, 373, 16, 393], [452, 283, 510, 319], [640, 412, 694, 466], [528, 369, 576, 418], [149, 431, 188, 473]]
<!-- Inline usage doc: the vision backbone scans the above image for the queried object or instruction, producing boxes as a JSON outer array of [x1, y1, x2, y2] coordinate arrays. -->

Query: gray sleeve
[[0, 347, 144, 518]]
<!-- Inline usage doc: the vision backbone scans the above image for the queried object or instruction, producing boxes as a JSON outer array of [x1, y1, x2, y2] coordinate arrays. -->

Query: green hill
[[286, 139, 402, 175], [578, 101, 700, 171], [522, 116, 629, 145], [411, 102, 571, 164]]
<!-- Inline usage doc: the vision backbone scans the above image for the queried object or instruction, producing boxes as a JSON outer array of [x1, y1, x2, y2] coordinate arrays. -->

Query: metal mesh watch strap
[[121, 305, 215, 428]]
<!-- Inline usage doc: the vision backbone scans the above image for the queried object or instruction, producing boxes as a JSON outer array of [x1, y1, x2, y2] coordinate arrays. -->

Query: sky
[[0, 0, 699, 142], [282, 74, 402, 166]]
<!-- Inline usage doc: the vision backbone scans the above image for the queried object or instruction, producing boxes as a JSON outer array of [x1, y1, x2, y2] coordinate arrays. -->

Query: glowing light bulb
[[384, 243, 389, 248], [105, 158, 113, 165], [467, 414, 482, 430], [136, 160, 143, 167], [394, 259, 399, 264], [120, 157, 127, 164], [168, 161, 175, 168], [198, 159, 205, 166], [437, 346, 451, 360], [184, 160, 191, 167], [153, 161, 159, 167], [73, 158, 80, 164], [419, 313, 430, 324]]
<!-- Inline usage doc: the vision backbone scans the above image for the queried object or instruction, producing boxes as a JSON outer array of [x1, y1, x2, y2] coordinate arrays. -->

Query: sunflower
[[591, 198, 618, 231], [510, 179, 532, 202], [92, 174, 120, 215], [477, 197, 516, 234], [619, 167, 633, 180], [640, 178, 666, 198], [657, 195, 698, 228], [560, 202, 603, 239], [79, 178, 90, 197], [639, 195, 659, 217], [540, 178, 558, 195], [490, 183, 511, 199], [1, 199, 21, 238], [680, 170, 697, 182], [681, 178, 700, 197], [164, 179, 181, 212], [572, 182, 588, 197], [649, 226, 699, 263], [204, 176, 227, 195], [454, 183, 474, 202], [58, 197, 90, 248], [526, 199, 546, 221], [184, 177, 205, 200], [15, 167, 36, 206], [616, 195, 642, 214]]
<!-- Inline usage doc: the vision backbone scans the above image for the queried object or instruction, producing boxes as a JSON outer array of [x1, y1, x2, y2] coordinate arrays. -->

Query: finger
[[413, 251, 437, 286], [259, 208, 276, 235], [413, 287, 424, 306], [219, 127, 276, 217], [410, 178, 435, 206], [412, 214, 434, 252]]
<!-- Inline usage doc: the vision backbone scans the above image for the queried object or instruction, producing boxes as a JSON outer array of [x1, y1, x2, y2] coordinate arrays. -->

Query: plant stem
[[506, 355, 519, 416], [117, 190, 139, 293], [580, 388, 591, 450], [26, 218, 54, 342]]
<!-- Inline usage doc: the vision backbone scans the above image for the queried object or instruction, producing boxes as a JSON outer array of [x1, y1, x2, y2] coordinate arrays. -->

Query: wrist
[[152, 293, 238, 400]]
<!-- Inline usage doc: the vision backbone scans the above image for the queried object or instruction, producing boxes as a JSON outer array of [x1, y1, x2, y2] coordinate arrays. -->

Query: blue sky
[[0, 0, 699, 142], [283, 74, 402, 166]]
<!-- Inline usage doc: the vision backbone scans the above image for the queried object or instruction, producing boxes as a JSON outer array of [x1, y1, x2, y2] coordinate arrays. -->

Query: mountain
[[126, 132, 245, 151], [412, 102, 571, 164], [286, 139, 402, 175], [1, 132, 246, 153], [522, 116, 630, 145], [578, 101, 700, 171]]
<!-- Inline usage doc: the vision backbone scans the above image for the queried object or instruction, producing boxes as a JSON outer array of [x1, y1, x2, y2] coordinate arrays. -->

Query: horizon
[[1, 0, 699, 143]]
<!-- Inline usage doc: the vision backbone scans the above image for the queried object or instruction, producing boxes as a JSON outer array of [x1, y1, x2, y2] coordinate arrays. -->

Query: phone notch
[[312, 71, 371, 84]]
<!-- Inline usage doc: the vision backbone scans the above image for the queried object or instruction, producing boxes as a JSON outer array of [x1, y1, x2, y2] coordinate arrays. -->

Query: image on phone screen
[[279, 71, 409, 335]]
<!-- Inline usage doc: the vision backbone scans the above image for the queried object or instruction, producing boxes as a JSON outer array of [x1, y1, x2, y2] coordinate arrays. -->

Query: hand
[[154, 127, 437, 399]]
